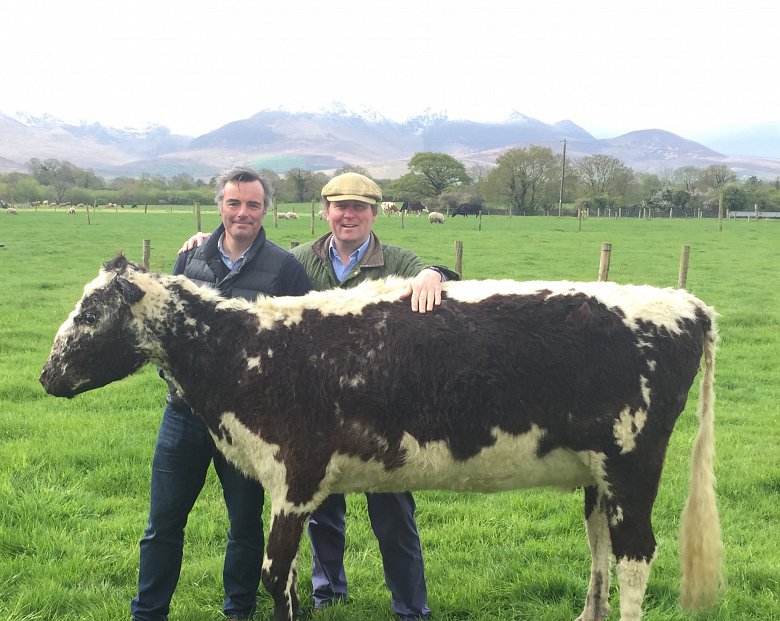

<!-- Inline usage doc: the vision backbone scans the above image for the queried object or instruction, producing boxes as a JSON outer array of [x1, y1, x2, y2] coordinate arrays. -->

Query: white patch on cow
[[81, 268, 115, 298], [610, 504, 624, 526], [322, 425, 596, 494], [53, 267, 118, 342], [615, 555, 654, 621], [267, 348, 274, 358], [212, 412, 290, 501], [212, 412, 326, 514], [613, 406, 648, 454], [246, 355, 262, 372], [284, 556, 298, 618], [640, 375, 651, 407], [580, 452, 625, 525], [247, 278, 412, 329], [339, 374, 366, 388], [580, 498, 613, 621]]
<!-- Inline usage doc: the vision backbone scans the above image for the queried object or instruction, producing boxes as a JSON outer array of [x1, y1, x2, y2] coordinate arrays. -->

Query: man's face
[[219, 180, 266, 245], [327, 200, 377, 246]]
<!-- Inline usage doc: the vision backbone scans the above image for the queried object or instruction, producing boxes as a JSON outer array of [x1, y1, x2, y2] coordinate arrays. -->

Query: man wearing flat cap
[[292, 172, 458, 620], [178, 171, 457, 619]]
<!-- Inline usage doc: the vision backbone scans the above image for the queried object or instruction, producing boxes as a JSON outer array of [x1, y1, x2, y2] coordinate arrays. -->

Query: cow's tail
[[679, 322, 723, 611]]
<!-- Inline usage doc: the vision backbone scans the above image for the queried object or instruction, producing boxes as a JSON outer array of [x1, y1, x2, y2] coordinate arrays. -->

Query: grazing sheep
[[428, 211, 445, 223], [67, 207, 76, 215], [6, 207, 18, 215], [277, 212, 288, 220], [285, 212, 299, 220]]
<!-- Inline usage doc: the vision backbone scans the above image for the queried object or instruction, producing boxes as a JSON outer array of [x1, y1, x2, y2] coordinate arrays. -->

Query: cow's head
[[40, 255, 149, 398]]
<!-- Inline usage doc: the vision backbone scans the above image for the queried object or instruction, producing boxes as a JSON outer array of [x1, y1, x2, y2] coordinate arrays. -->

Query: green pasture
[[0, 207, 778, 620]]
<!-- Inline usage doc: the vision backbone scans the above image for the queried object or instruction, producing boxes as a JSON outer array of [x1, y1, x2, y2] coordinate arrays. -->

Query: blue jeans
[[130, 405, 265, 621], [308, 492, 430, 619]]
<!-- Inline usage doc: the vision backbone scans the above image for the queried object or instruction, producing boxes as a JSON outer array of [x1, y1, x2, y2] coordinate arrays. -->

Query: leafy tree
[[334, 164, 370, 177], [311, 172, 330, 201], [722, 185, 748, 212], [484, 146, 559, 214], [407, 152, 471, 197], [700, 164, 736, 191], [170, 172, 197, 191], [73, 168, 104, 190], [673, 166, 703, 194], [27, 158, 81, 202], [573, 154, 634, 199], [284, 168, 315, 202], [389, 173, 432, 202], [256, 168, 282, 202], [1, 174, 44, 203], [51, 161, 81, 203], [468, 163, 492, 183]]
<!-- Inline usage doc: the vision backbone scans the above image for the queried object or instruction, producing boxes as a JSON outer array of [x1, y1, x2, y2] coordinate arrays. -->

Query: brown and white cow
[[40, 255, 722, 621], [381, 201, 399, 215]]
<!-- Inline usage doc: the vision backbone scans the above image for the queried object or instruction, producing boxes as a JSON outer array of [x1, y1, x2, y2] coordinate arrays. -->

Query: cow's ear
[[116, 277, 145, 304]]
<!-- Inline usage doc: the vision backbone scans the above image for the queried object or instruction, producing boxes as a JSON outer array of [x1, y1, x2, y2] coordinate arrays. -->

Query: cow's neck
[[146, 279, 259, 428]]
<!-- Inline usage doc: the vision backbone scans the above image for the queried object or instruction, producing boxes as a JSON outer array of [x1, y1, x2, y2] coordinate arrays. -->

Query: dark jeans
[[308, 492, 430, 619], [130, 405, 265, 621]]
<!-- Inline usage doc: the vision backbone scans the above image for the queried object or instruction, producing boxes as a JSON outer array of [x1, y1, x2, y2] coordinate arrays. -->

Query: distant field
[[1, 209, 778, 620]]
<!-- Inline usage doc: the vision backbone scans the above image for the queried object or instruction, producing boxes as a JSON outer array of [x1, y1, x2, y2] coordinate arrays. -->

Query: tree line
[[2, 151, 779, 215]]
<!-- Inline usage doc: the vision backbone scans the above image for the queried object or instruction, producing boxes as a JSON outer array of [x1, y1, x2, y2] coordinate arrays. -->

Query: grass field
[[1, 207, 778, 620]]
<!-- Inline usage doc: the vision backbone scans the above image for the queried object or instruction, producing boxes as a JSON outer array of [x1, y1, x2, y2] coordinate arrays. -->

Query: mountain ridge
[[1, 109, 778, 180]]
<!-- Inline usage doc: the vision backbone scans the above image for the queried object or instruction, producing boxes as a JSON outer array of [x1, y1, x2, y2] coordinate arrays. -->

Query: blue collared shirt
[[218, 233, 253, 271], [329, 236, 371, 282]]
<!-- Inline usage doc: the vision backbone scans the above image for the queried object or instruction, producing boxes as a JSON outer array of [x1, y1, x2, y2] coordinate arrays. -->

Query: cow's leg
[[263, 510, 309, 621], [603, 458, 660, 621], [576, 485, 612, 621]]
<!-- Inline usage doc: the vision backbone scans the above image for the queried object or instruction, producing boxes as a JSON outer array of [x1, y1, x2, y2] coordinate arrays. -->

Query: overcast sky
[[2, 0, 776, 148]]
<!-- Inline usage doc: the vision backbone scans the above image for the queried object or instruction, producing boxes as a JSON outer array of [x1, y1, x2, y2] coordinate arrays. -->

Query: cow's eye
[[82, 312, 98, 325]]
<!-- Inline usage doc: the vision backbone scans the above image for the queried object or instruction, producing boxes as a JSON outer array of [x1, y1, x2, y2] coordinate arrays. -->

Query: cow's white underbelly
[[327, 424, 594, 493], [213, 414, 596, 513]]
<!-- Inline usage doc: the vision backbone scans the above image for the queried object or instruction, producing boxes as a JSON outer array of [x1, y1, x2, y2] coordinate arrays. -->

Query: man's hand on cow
[[402, 268, 443, 314], [179, 232, 212, 254]]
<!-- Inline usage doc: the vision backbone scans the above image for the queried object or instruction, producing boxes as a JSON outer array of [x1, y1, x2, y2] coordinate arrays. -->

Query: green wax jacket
[[291, 232, 458, 290]]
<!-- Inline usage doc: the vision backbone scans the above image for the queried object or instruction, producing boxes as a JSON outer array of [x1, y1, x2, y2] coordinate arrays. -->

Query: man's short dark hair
[[214, 166, 273, 211]]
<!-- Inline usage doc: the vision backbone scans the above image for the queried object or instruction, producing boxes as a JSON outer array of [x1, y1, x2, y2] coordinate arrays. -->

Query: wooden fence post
[[454, 240, 463, 276], [142, 239, 151, 269], [194, 202, 201, 233], [678, 245, 691, 289], [598, 242, 611, 282]]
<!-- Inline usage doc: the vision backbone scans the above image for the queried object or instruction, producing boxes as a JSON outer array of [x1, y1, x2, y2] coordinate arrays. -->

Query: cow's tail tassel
[[679, 328, 723, 612]]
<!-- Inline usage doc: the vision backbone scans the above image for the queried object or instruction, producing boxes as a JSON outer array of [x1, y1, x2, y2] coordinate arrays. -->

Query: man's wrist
[[424, 266, 445, 281]]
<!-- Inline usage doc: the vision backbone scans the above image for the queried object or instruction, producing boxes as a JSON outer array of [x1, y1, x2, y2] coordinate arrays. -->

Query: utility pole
[[558, 138, 567, 217]]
